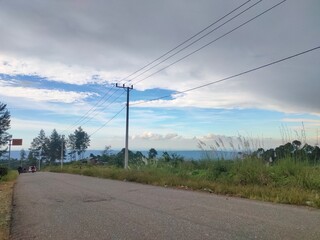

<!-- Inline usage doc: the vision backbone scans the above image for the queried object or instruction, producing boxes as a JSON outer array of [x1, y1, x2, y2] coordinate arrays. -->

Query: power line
[[79, 90, 126, 128], [62, 0, 283, 135], [128, 0, 263, 84], [133, 0, 287, 85], [61, 1, 261, 133], [121, 0, 255, 83], [131, 46, 320, 105], [62, 85, 122, 133], [88, 105, 126, 137]]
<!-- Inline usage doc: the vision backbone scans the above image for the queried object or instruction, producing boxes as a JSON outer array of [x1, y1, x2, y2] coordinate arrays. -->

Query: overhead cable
[[88, 105, 126, 137], [131, 46, 320, 105], [133, 0, 287, 85], [128, 0, 263, 84]]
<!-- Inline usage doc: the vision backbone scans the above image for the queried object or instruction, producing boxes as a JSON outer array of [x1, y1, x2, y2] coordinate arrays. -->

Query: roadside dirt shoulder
[[0, 180, 15, 240]]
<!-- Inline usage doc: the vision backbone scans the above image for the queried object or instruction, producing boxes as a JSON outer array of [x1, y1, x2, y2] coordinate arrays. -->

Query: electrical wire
[[131, 46, 320, 105], [88, 105, 126, 137], [61, 0, 257, 133], [63, 0, 283, 135], [133, 0, 287, 85], [120, 0, 254, 84], [128, 0, 263, 84], [80, 90, 126, 127], [61, 85, 121, 133]]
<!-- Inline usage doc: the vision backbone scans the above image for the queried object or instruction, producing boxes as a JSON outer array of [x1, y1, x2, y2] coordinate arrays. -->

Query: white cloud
[[0, 54, 123, 85], [282, 118, 320, 125], [1, 0, 320, 150], [0, 79, 93, 103], [132, 67, 320, 115], [1, 0, 319, 115], [132, 132, 179, 141]]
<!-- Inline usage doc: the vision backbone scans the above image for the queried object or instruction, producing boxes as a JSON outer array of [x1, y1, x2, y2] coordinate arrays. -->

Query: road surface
[[11, 172, 320, 240]]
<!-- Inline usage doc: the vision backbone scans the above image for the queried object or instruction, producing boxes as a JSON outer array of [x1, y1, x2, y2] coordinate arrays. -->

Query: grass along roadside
[[46, 158, 320, 208], [0, 171, 18, 240]]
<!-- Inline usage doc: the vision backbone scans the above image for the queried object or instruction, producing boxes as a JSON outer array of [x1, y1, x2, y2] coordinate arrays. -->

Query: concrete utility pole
[[39, 149, 41, 171], [8, 135, 12, 168], [116, 83, 133, 169], [61, 135, 64, 169]]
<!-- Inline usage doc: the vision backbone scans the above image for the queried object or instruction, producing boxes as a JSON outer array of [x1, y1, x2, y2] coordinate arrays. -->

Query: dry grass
[[0, 171, 18, 240]]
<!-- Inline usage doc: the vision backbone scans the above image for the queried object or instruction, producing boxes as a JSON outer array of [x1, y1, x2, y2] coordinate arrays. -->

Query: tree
[[131, 151, 145, 165], [0, 102, 11, 157], [275, 142, 293, 160], [311, 146, 320, 163], [69, 127, 90, 158], [67, 133, 77, 161], [48, 129, 64, 164], [292, 140, 302, 151], [262, 148, 275, 162], [148, 148, 158, 159], [20, 149, 26, 161], [102, 145, 112, 156], [27, 151, 37, 166], [19, 149, 26, 166], [112, 148, 135, 167], [160, 151, 184, 166], [29, 129, 50, 165]]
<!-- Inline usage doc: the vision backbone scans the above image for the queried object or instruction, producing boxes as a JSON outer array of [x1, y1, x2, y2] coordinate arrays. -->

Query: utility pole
[[8, 135, 12, 168], [61, 135, 64, 169], [39, 149, 42, 171], [116, 83, 133, 169]]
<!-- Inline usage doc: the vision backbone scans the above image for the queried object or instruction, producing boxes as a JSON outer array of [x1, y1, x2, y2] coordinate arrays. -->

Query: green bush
[[298, 167, 320, 190], [232, 158, 270, 185], [0, 166, 8, 179]]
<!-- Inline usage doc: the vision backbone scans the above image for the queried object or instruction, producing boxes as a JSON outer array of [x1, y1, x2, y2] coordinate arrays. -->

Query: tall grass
[[0, 170, 18, 182], [46, 157, 320, 208]]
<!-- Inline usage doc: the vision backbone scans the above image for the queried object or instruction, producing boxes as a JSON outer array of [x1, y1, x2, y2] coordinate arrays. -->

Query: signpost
[[12, 139, 23, 146], [8, 137, 23, 168]]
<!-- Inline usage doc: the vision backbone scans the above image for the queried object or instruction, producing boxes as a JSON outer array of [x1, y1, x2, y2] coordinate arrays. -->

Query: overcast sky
[[0, 0, 319, 152]]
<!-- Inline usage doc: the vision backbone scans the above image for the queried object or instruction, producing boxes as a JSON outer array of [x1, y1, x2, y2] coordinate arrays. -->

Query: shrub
[[232, 158, 270, 185], [0, 166, 8, 179]]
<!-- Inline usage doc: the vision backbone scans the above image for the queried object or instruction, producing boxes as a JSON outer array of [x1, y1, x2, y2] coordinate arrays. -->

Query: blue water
[[7, 150, 236, 161]]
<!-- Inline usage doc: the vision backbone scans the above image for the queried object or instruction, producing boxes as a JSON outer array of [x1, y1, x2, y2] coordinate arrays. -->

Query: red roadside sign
[[12, 139, 23, 146]]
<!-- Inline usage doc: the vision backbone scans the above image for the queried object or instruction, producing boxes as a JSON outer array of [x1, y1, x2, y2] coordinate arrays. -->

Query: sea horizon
[[5, 149, 238, 161]]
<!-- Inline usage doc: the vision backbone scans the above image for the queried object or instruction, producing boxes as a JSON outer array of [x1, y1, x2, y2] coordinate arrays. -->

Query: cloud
[[0, 79, 94, 103], [0, 54, 122, 85], [132, 132, 179, 141], [282, 118, 320, 125], [132, 61, 320, 115], [1, 0, 320, 150], [1, 0, 319, 115]]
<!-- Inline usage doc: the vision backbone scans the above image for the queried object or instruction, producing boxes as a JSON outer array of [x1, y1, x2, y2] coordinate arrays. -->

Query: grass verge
[[46, 159, 320, 209], [0, 171, 18, 240]]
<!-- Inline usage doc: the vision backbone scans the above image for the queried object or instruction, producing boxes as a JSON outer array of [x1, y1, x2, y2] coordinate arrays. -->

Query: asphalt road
[[10, 172, 320, 240]]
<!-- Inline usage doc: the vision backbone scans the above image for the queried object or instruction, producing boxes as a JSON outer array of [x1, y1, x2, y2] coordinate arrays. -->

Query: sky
[[0, 0, 319, 152]]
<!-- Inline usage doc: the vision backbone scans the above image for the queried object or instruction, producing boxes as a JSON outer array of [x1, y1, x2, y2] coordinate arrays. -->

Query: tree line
[[28, 127, 90, 165], [253, 140, 320, 164], [83, 147, 184, 168]]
